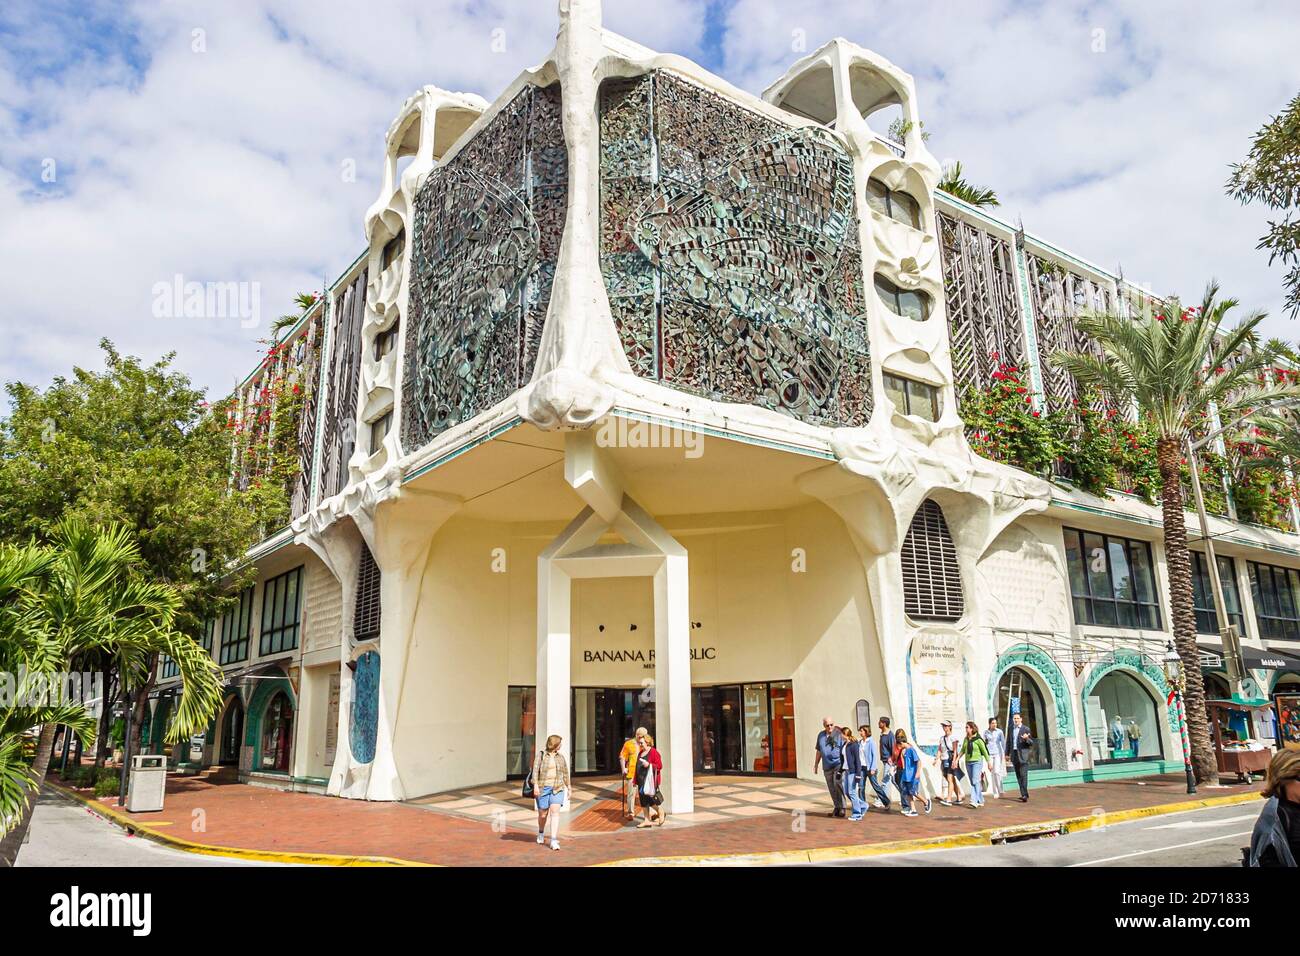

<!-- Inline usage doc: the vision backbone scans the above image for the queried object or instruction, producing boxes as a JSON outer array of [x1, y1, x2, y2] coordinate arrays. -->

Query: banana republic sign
[[582, 647, 718, 668]]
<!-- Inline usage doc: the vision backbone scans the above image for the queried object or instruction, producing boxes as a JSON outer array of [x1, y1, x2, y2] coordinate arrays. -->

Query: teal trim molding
[[988, 645, 1075, 736], [245, 676, 297, 771], [1083, 649, 1178, 737]]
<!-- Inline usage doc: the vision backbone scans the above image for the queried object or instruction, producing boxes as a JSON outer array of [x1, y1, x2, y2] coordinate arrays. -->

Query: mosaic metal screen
[[402, 83, 567, 449], [936, 211, 1027, 391], [599, 71, 872, 427], [1027, 253, 1113, 409], [321, 268, 368, 500]]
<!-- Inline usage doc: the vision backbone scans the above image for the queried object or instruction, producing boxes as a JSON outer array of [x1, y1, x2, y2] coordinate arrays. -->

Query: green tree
[[1228, 92, 1300, 316], [0, 340, 263, 757], [1054, 283, 1300, 783], [938, 161, 999, 208], [0, 519, 222, 866]]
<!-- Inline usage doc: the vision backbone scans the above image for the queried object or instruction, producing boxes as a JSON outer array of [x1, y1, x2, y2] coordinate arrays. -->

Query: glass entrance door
[[571, 688, 656, 775]]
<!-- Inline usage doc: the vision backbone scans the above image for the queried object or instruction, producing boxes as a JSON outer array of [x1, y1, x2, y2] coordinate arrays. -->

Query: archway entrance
[[996, 666, 1052, 769], [219, 697, 244, 766], [260, 692, 295, 772]]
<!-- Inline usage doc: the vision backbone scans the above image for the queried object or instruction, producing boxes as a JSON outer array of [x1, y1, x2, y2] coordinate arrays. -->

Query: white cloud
[[722, 0, 1300, 331], [2, 0, 1298, 402], [0, 0, 707, 396]]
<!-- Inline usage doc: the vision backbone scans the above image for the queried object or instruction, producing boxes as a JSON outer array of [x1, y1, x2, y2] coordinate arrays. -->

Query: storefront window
[[1248, 562, 1300, 640], [506, 686, 536, 778], [260, 692, 294, 772], [506, 681, 797, 778], [995, 667, 1051, 769], [742, 683, 771, 772], [1190, 553, 1244, 635], [769, 682, 796, 774], [1087, 671, 1163, 763], [1064, 528, 1161, 629]]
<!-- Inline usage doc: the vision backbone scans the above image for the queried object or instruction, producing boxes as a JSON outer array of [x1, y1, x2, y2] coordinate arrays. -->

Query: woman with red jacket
[[635, 734, 665, 828]]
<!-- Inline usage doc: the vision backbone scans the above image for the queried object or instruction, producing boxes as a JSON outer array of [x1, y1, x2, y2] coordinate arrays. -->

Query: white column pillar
[[536, 557, 572, 771], [654, 554, 694, 814]]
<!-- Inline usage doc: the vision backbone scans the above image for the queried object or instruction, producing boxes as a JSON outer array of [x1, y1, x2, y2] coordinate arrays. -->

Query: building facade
[[151, 1, 1300, 809]]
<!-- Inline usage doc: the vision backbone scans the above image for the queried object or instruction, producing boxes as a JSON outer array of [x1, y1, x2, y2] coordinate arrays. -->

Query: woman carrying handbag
[[635, 734, 665, 828], [527, 734, 570, 851]]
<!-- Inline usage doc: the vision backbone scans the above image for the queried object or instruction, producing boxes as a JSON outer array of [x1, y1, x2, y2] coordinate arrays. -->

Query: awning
[[1197, 642, 1300, 672]]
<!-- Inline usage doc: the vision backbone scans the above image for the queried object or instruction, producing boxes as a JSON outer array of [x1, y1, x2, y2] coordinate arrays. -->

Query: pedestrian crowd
[[814, 713, 1036, 820], [524, 727, 664, 852]]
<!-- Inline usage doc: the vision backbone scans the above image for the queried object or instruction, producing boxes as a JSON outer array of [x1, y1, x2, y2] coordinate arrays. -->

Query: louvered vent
[[354, 542, 382, 642], [900, 500, 964, 621]]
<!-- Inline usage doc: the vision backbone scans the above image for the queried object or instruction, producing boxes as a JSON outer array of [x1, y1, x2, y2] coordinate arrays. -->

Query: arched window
[[260, 692, 294, 772], [900, 500, 964, 621], [354, 541, 382, 642], [874, 274, 931, 321], [866, 177, 922, 229], [1091, 671, 1163, 763]]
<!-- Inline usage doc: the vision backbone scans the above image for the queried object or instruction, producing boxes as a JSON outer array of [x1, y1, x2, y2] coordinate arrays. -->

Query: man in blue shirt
[[813, 716, 846, 818]]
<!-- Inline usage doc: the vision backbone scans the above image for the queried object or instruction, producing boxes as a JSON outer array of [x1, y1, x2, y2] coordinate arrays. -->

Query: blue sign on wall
[[350, 651, 380, 765]]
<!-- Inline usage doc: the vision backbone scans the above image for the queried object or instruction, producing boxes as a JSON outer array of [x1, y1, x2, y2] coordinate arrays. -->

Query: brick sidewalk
[[49, 770, 1261, 866]]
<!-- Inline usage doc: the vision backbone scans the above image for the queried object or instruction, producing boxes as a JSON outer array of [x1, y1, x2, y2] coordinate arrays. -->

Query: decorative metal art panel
[[936, 212, 1027, 391], [1026, 253, 1113, 410], [321, 268, 368, 500], [402, 83, 566, 449], [599, 72, 872, 427]]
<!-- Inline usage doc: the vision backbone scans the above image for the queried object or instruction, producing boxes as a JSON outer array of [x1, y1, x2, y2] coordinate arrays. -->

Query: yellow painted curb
[[595, 790, 1264, 867], [47, 782, 434, 867]]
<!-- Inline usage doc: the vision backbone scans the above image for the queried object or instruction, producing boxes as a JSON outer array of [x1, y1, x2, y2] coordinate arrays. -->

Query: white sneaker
[[537, 833, 545, 844], [550, 839, 560, 851], [902, 809, 918, 817]]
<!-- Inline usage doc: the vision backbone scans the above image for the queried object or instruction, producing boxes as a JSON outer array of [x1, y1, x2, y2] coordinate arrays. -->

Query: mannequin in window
[[1110, 715, 1126, 752]]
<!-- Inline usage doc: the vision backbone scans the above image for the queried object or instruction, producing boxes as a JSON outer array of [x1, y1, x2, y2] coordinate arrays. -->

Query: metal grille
[[936, 211, 1027, 391], [900, 499, 964, 622], [321, 268, 368, 500], [353, 541, 382, 642]]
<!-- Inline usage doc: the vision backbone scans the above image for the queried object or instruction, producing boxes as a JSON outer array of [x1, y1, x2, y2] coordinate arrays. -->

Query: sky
[[2, 0, 1298, 399]]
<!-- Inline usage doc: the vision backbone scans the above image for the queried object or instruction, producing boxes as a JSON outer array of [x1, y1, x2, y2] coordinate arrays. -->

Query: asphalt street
[[816, 799, 1261, 866]]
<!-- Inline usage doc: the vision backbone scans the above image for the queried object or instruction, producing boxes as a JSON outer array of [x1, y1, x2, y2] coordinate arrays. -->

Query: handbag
[[652, 790, 664, 807], [523, 750, 541, 799]]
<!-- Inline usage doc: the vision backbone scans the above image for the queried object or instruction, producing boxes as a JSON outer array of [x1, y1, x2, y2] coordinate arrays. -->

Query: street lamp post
[[1183, 441, 1245, 692], [1163, 640, 1198, 795]]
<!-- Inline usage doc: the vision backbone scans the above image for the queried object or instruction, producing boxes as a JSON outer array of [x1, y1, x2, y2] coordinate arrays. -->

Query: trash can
[[125, 754, 167, 813]]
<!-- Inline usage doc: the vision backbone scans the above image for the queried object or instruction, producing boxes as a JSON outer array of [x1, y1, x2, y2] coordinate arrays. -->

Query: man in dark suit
[[1008, 712, 1034, 801]]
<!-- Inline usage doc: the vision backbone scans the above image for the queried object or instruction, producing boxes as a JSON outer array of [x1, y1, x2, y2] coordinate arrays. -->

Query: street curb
[[47, 781, 1261, 868], [45, 782, 433, 867], [594, 790, 1265, 867]]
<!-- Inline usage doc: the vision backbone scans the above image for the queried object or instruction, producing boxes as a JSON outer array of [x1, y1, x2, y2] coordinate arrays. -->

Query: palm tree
[[938, 161, 1000, 208], [1055, 282, 1300, 783], [0, 519, 223, 866]]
